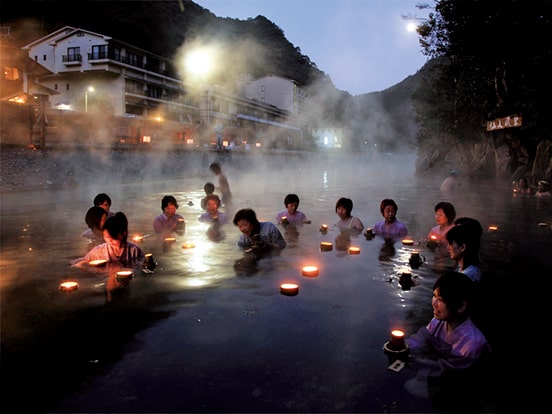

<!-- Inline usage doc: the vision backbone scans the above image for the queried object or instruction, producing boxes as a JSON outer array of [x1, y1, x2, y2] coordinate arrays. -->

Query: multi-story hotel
[[2, 25, 317, 149]]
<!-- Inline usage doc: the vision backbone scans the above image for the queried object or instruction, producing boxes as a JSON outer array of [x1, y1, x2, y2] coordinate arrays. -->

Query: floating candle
[[302, 265, 319, 277], [59, 281, 79, 292], [132, 235, 144, 242], [320, 242, 333, 252], [488, 225, 498, 232], [88, 259, 107, 267], [390, 329, 406, 350], [116, 270, 134, 281], [348, 246, 360, 255], [182, 242, 195, 249], [402, 239, 414, 246], [280, 283, 299, 296], [538, 222, 548, 228], [164, 237, 177, 243], [319, 224, 328, 233]]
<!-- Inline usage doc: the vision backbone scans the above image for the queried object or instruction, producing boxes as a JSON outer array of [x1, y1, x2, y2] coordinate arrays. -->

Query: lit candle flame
[[320, 242, 333, 251], [59, 281, 79, 292], [302, 265, 319, 277], [280, 283, 299, 296]]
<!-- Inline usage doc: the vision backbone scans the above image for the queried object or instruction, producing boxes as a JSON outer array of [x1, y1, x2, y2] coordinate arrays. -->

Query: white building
[[19, 26, 311, 148]]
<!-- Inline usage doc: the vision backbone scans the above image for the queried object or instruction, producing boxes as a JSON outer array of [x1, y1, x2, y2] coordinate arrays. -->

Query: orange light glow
[[59, 281, 79, 292], [280, 283, 299, 296], [88, 259, 107, 267], [301, 265, 319, 277], [348, 246, 360, 255], [182, 242, 195, 249], [488, 225, 498, 232], [116, 271, 133, 281], [402, 239, 414, 246], [132, 235, 144, 242], [320, 242, 333, 252], [390, 329, 406, 348]]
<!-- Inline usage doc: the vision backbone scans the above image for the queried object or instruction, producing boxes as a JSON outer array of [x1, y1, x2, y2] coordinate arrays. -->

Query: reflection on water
[[1, 150, 550, 413]]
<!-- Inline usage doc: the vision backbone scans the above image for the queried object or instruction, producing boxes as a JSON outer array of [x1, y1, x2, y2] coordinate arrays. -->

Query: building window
[[66, 84, 70, 90], [3, 66, 20, 81], [67, 47, 81, 62], [54, 84, 58, 90], [43, 55, 46, 61], [91, 45, 107, 60]]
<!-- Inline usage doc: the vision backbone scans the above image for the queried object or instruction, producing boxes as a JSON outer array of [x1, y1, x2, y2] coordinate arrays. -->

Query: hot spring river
[[1, 148, 549, 413]]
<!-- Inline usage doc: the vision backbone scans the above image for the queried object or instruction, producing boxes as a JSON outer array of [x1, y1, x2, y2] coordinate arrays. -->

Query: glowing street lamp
[[185, 50, 212, 79], [84, 86, 94, 112]]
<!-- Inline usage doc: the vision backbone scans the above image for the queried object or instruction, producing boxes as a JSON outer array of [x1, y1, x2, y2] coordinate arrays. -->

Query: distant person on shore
[[81, 206, 108, 241], [536, 180, 552, 197], [335, 197, 364, 233], [153, 195, 185, 235], [440, 170, 459, 192], [199, 194, 229, 225], [209, 162, 232, 207], [200, 182, 216, 210], [446, 217, 483, 283], [428, 201, 456, 258], [233, 208, 286, 257], [276, 193, 310, 225], [373, 198, 408, 239], [72, 212, 145, 267]]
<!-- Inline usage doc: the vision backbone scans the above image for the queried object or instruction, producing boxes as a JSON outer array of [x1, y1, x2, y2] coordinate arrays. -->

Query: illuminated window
[[3, 66, 20, 81]]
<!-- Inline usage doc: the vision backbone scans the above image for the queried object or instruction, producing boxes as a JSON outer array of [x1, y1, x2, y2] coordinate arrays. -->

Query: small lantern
[[302, 265, 319, 277], [59, 281, 79, 292], [280, 283, 299, 296], [320, 242, 333, 252]]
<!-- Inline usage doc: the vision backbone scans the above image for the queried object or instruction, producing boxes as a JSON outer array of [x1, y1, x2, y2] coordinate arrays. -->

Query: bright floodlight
[[186, 50, 212, 77]]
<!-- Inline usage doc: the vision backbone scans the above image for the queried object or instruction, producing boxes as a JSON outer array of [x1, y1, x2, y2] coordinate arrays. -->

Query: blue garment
[[406, 318, 490, 377], [237, 222, 287, 250], [199, 211, 229, 224], [373, 219, 408, 238], [458, 264, 482, 283], [71, 241, 145, 267], [153, 213, 185, 234], [276, 210, 308, 225]]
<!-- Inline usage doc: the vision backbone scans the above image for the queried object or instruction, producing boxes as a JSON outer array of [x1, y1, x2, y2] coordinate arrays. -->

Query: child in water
[[72, 212, 144, 267]]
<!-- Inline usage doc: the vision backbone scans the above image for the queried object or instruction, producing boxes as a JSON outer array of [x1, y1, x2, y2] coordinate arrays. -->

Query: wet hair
[[93, 193, 112, 208], [161, 195, 178, 210], [233, 208, 260, 227], [284, 193, 300, 206], [204, 182, 215, 194], [85, 206, 107, 232], [380, 199, 398, 215], [209, 162, 221, 174], [335, 197, 353, 216], [433, 271, 475, 316], [454, 217, 483, 244], [204, 194, 221, 208], [103, 212, 128, 242], [435, 201, 456, 224], [446, 220, 481, 266]]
